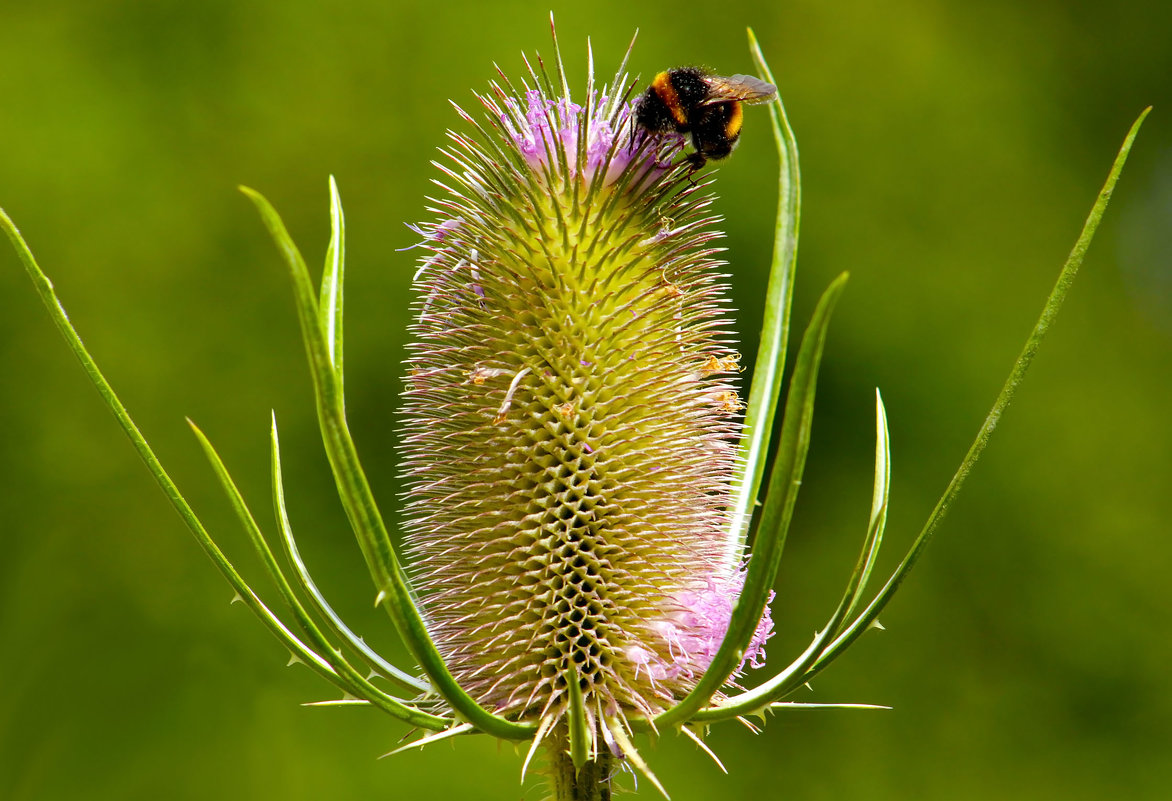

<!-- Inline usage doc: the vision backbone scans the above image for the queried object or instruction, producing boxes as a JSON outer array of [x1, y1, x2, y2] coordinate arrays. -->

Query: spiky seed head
[[400, 45, 773, 743]]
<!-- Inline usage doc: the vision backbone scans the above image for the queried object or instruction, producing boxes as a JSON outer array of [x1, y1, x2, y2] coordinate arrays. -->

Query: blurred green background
[[2, 1, 1169, 799]]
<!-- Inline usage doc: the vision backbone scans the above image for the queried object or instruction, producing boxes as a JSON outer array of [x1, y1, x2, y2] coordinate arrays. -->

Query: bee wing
[[701, 74, 778, 105]]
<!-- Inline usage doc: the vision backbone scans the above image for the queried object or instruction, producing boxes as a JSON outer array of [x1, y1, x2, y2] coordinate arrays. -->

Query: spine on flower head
[[399, 47, 772, 740]]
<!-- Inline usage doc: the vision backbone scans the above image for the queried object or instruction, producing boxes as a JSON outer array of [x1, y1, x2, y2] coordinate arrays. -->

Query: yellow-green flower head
[[400, 48, 773, 740]]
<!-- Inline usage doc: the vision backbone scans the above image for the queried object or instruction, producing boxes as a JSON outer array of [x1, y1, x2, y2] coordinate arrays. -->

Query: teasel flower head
[[400, 35, 774, 740]]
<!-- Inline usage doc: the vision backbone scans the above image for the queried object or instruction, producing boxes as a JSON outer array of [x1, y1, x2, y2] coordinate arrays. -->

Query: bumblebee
[[634, 67, 777, 169]]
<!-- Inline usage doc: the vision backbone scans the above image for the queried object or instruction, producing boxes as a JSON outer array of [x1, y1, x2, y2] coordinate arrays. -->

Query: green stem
[[547, 738, 613, 801]]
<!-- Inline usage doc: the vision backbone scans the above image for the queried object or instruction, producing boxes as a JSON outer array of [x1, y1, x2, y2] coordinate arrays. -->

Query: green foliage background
[[2, 1, 1169, 798]]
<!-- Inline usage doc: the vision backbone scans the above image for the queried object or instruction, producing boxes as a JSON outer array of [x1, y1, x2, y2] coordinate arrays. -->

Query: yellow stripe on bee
[[725, 102, 744, 138], [652, 71, 688, 127]]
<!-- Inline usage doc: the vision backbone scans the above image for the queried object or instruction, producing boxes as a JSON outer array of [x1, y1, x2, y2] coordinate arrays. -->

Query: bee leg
[[681, 152, 707, 186]]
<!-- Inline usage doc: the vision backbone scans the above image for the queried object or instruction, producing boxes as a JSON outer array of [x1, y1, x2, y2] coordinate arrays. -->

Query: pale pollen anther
[[468, 365, 512, 385], [493, 366, 532, 425], [712, 389, 742, 413]]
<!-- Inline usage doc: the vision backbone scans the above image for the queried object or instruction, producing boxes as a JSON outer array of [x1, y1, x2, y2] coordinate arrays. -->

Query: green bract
[[1, 22, 1148, 801]]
